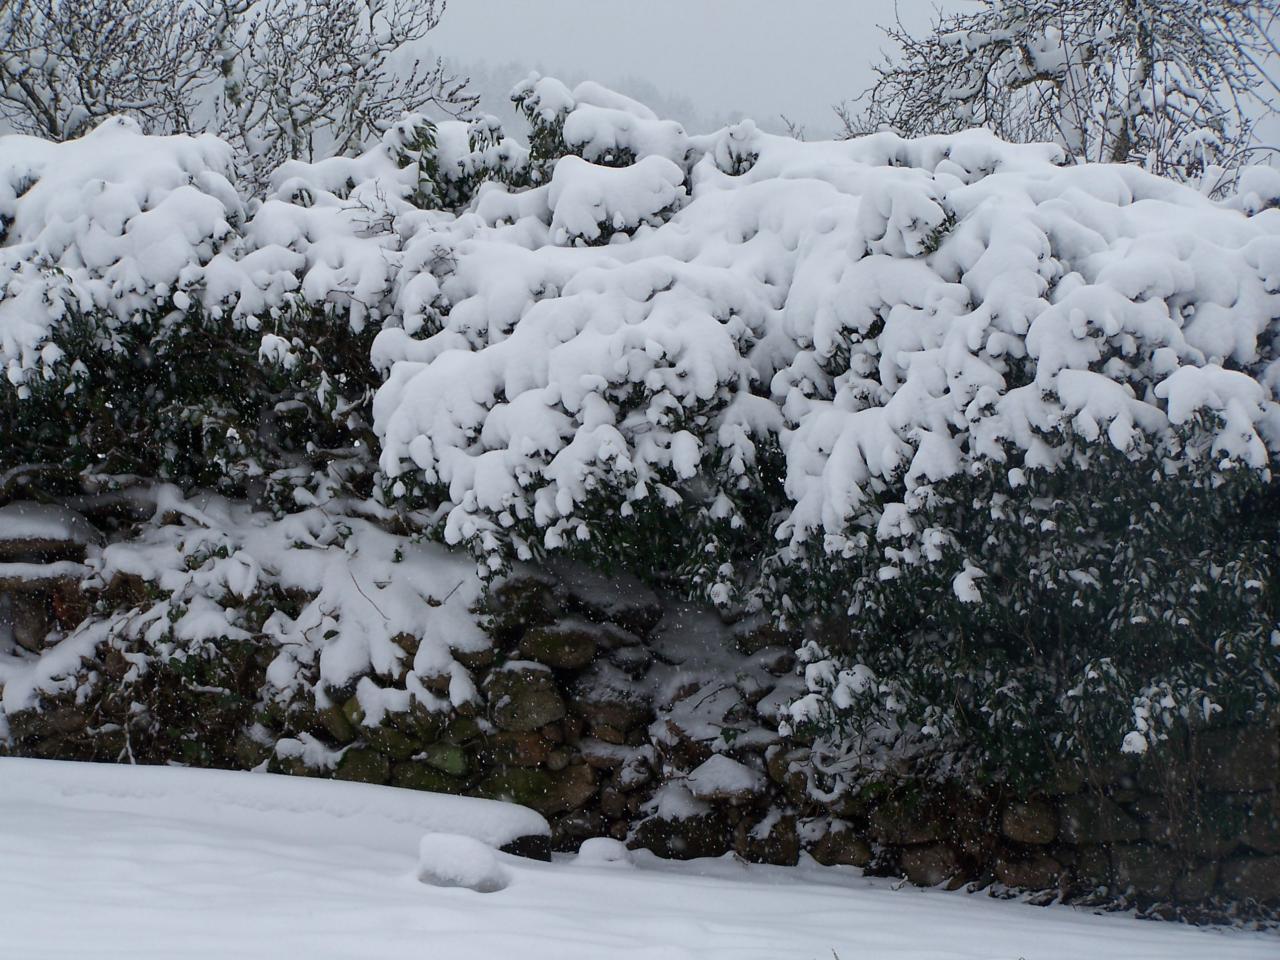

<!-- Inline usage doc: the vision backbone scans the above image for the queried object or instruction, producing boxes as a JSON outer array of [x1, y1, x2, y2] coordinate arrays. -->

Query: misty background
[[428, 0, 944, 136]]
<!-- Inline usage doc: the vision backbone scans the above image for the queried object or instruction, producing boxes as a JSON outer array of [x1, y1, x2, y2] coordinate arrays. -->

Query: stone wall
[[3, 555, 1278, 918]]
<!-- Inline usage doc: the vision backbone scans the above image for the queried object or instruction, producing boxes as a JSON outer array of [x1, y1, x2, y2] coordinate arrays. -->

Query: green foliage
[[783, 429, 1280, 789]]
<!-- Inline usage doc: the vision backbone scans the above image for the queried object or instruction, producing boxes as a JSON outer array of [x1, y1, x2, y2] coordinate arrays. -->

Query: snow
[[685, 753, 765, 801], [417, 832, 510, 892], [0, 497, 490, 722], [0, 502, 100, 546], [575, 836, 633, 866], [5, 94, 1278, 601], [0, 758, 1274, 959]]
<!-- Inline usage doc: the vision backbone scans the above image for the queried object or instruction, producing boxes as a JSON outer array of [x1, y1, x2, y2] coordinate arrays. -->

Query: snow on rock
[[416, 832, 510, 892], [0, 496, 489, 720], [685, 754, 767, 804], [0, 757, 549, 852], [0, 503, 100, 560], [576, 836, 633, 866]]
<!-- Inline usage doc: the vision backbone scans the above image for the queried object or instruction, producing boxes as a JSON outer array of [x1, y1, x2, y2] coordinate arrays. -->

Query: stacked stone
[[2, 542, 1277, 914]]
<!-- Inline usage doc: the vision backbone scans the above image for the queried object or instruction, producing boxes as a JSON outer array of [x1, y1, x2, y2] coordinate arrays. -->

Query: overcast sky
[[430, 0, 945, 136]]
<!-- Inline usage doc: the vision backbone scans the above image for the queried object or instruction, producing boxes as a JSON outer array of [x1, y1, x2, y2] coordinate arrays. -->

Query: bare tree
[[208, 0, 474, 183], [0, 0, 208, 138], [842, 0, 1280, 185], [0, 0, 475, 183]]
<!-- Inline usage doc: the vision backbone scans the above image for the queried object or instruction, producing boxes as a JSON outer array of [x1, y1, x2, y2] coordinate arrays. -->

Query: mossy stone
[[334, 747, 390, 785], [391, 762, 464, 794], [421, 742, 470, 777]]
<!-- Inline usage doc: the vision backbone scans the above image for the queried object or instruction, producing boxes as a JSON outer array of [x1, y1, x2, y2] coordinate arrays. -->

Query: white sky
[[430, 0, 943, 136]]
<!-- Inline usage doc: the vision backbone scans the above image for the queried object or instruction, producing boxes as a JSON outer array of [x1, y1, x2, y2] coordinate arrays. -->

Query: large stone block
[[734, 812, 799, 866], [1001, 800, 1057, 845], [334, 747, 390, 785], [868, 795, 943, 846], [1111, 843, 1178, 899], [808, 823, 872, 868], [900, 844, 961, 887], [994, 853, 1061, 890], [518, 621, 601, 670], [1197, 726, 1280, 793], [1058, 795, 1140, 845], [486, 664, 566, 732], [1219, 856, 1280, 903], [631, 809, 730, 860]]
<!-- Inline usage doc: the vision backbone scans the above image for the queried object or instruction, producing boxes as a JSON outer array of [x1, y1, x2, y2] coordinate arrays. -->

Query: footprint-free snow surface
[[0, 759, 1274, 959]]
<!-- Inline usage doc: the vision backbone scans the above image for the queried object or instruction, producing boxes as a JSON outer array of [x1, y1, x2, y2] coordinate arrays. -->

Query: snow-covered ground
[[0, 759, 1274, 959]]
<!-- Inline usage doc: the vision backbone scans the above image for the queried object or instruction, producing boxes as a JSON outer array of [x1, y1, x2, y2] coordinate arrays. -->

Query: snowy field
[[0, 759, 1275, 959]]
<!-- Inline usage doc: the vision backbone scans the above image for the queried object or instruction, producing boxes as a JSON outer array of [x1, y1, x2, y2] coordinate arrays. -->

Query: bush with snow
[[2, 76, 1279, 785]]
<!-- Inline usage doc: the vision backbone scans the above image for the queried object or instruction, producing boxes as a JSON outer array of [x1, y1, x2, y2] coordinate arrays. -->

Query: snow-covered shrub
[[512, 74, 693, 183], [371, 87, 1280, 772], [3, 77, 1278, 785], [0, 111, 529, 508], [0, 492, 488, 761], [0, 118, 274, 494]]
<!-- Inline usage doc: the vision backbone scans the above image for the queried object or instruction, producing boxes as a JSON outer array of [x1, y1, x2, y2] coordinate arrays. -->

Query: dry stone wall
[[1, 532, 1277, 919]]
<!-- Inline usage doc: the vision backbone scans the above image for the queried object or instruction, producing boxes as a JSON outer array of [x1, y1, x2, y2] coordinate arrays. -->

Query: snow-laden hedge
[[3, 75, 1279, 773]]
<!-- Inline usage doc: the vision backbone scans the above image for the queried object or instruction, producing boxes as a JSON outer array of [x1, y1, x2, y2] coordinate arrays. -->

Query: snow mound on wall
[[0, 757, 549, 851]]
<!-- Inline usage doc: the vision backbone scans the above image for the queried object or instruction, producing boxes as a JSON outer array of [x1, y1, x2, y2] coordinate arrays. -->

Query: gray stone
[[487, 664, 566, 732], [1073, 845, 1113, 888], [994, 853, 1061, 890], [729, 618, 787, 656], [734, 812, 800, 866], [390, 762, 464, 794], [558, 567, 662, 635], [487, 575, 561, 641], [1111, 843, 1178, 899], [487, 730, 551, 767], [1174, 862, 1218, 903], [420, 742, 469, 777], [0, 503, 99, 563], [631, 810, 731, 861], [869, 796, 943, 846], [1197, 726, 1280, 793], [809, 823, 872, 868], [1058, 795, 1141, 845], [900, 844, 961, 887], [10, 592, 50, 653], [573, 665, 653, 734], [314, 704, 357, 744], [1242, 803, 1280, 855], [334, 747, 390, 785], [1001, 800, 1057, 845], [1185, 796, 1247, 859], [685, 754, 766, 805], [363, 723, 419, 761], [476, 763, 596, 817], [518, 621, 600, 670], [1219, 855, 1280, 902]]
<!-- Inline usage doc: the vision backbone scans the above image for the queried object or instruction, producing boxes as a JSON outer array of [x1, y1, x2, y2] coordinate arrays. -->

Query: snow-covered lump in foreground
[[417, 832, 510, 892]]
